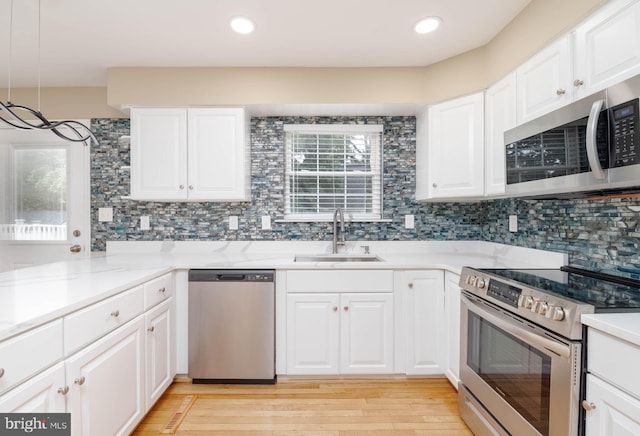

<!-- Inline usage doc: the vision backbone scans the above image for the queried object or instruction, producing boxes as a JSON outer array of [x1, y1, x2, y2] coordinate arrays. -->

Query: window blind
[[284, 124, 383, 220]]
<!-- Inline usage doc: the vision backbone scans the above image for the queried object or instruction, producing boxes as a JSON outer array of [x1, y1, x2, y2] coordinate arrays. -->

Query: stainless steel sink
[[294, 254, 383, 262]]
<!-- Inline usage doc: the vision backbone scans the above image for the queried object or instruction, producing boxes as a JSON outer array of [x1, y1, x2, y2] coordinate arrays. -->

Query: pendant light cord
[[7, 0, 14, 102]]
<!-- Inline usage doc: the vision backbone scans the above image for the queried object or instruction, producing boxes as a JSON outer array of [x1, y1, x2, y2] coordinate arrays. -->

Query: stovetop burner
[[480, 266, 640, 311]]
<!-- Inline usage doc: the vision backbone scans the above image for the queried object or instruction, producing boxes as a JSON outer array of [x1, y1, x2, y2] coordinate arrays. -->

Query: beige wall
[[2, 0, 611, 118]]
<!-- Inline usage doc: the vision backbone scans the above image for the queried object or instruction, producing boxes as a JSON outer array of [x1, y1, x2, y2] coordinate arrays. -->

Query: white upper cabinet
[[516, 36, 573, 124], [484, 73, 516, 197], [419, 92, 484, 200], [574, 0, 640, 99], [130, 107, 250, 202]]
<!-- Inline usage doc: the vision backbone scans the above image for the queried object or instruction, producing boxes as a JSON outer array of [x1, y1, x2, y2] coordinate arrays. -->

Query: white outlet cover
[[261, 215, 271, 230], [405, 214, 415, 229], [509, 215, 518, 232], [98, 207, 113, 222], [140, 216, 150, 230], [229, 216, 239, 230]]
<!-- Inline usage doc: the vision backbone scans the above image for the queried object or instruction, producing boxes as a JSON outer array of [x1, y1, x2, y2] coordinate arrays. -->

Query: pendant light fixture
[[0, 0, 98, 146]]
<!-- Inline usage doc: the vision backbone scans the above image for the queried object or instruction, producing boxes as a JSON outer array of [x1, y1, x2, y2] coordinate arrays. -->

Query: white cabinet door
[[145, 299, 173, 410], [484, 73, 516, 197], [427, 92, 484, 199], [444, 272, 461, 389], [404, 270, 444, 375], [286, 294, 340, 375], [585, 374, 640, 436], [66, 317, 145, 436], [187, 108, 249, 201], [340, 293, 393, 374], [517, 36, 573, 124], [0, 363, 66, 412], [130, 108, 188, 200], [575, 0, 640, 99]]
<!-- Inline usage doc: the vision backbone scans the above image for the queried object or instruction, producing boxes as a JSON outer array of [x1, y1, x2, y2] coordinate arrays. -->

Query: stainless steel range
[[458, 266, 640, 436]]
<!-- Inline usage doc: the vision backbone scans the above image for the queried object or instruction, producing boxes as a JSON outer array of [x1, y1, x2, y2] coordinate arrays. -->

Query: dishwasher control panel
[[189, 269, 275, 283]]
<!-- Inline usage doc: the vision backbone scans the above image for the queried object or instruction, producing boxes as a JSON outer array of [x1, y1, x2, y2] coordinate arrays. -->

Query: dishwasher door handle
[[216, 274, 246, 281]]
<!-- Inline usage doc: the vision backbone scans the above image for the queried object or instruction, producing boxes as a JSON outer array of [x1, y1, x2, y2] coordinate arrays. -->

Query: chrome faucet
[[332, 207, 345, 254]]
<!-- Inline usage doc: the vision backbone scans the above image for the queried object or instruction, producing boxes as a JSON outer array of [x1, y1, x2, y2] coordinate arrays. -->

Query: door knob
[[57, 386, 69, 395], [69, 244, 81, 253], [74, 376, 86, 386], [582, 400, 596, 411]]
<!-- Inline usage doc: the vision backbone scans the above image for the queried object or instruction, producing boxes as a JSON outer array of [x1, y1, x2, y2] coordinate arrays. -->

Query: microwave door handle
[[462, 294, 570, 358], [586, 99, 606, 180]]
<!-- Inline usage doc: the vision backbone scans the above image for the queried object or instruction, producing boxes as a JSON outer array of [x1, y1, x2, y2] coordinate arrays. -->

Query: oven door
[[459, 292, 581, 436]]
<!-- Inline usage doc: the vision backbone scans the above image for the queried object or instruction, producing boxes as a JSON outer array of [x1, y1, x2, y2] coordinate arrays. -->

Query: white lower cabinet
[[403, 270, 445, 375], [0, 362, 66, 412], [444, 271, 461, 388], [145, 298, 174, 409], [66, 316, 146, 436], [585, 374, 640, 435], [286, 292, 393, 375]]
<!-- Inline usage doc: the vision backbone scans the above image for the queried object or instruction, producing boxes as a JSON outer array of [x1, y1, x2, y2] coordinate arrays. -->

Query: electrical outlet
[[229, 216, 239, 230], [405, 214, 415, 229], [261, 215, 271, 230], [509, 215, 518, 232], [140, 216, 150, 230], [98, 207, 113, 222]]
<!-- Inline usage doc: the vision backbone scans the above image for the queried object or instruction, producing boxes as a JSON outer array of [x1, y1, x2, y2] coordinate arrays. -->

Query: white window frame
[[283, 124, 384, 221]]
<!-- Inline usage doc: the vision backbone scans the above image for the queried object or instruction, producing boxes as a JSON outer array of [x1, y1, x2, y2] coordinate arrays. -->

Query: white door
[[0, 363, 67, 412], [404, 270, 445, 375], [585, 374, 640, 436], [340, 293, 394, 374], [0, 125, 90, 272], [444, 271, 461, 388], [145, 299, 173, 409]]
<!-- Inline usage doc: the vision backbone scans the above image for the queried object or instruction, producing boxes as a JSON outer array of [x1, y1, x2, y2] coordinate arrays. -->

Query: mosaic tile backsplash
[[90, 118, 640, 275]]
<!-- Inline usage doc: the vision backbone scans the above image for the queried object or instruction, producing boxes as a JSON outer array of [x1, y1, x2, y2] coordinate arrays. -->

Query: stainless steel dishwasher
[[188, 269, 276, 384]]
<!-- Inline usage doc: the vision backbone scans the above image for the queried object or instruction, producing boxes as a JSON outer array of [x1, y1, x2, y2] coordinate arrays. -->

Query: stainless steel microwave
[[504, 75, 640, 198]]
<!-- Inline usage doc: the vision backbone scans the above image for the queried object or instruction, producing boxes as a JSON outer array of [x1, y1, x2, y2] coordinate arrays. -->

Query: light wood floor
[[132, 378, 472, 435]]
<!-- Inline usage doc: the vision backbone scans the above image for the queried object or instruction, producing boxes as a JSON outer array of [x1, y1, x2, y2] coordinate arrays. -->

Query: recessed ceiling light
[[230, 17, 255, 34], [414, 17, 441, 34]]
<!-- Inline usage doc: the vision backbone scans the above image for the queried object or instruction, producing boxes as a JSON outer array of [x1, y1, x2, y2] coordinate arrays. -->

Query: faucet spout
[[332, 207, 345, 254]]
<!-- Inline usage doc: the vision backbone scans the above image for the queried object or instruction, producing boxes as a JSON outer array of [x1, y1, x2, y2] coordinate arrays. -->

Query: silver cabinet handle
[[179, 185, 185, 190], [408, 283, 414, 289], [432, 182, 438, 188], [69, 244, 82, 253], [110, 310, 120, 317], [574, 79, 584, 87], [189, 185, 194, 190], [556, 88, 566, 96], [582, 400, 596, 411], [57, 386, 69, 395], [74, 376, 86, 385], [0, 368, 4, 378], [333, 306, 338, 312], [158, 287, 166, 293], [344, 306, 349, 312], [147, 326, 155, 333]]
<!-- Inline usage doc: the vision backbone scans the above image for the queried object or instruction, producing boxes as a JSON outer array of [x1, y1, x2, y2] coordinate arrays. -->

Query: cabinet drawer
[[588, 328, 640, 399], [144, 273, 173, 310], [286, 270, 394, 292], [0, 320, 63, 395], [64, 285, 145, 355]]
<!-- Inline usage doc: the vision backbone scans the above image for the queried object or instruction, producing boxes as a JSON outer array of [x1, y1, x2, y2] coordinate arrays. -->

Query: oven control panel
[[487, 280, 521, 308]]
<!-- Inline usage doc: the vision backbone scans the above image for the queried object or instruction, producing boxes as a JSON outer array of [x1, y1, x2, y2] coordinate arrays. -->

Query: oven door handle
[[462, 294, 570, 358], [586, 98, 606, 180]]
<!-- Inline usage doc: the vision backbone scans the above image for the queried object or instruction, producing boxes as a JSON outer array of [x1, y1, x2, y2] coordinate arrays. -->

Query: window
[[284, 124, 383, 221]]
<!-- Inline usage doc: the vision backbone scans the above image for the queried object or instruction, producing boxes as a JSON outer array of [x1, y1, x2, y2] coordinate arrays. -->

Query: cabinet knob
[[0, 368, 4, 378], [333, 306, 338, 312], [556, 88, 566, 96], [110, 310, 120, 317], [408, 283, 414, 288], [344, 306, 349, 312], [74, 376, 86, 386], [57, 386, 70, 395], [179, 185, 185, 190], [147, 326, 155, 333], [158, 287, 166, 293], [574, 79, 584, 87], [69, 244, 82, 253], [582, 400, 596, 411], [189, 185, 194, 190]]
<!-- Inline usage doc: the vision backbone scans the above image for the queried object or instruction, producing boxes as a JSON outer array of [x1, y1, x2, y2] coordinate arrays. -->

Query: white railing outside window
[[0, 223, 67, 241], [284, 124, 383, 221]]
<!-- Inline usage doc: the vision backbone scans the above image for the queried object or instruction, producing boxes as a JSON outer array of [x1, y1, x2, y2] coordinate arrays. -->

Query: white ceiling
[[0, 0, 532, 88]]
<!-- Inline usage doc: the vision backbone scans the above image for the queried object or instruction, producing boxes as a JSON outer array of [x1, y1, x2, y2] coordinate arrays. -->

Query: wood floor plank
[[131, 378, 472, 435]]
